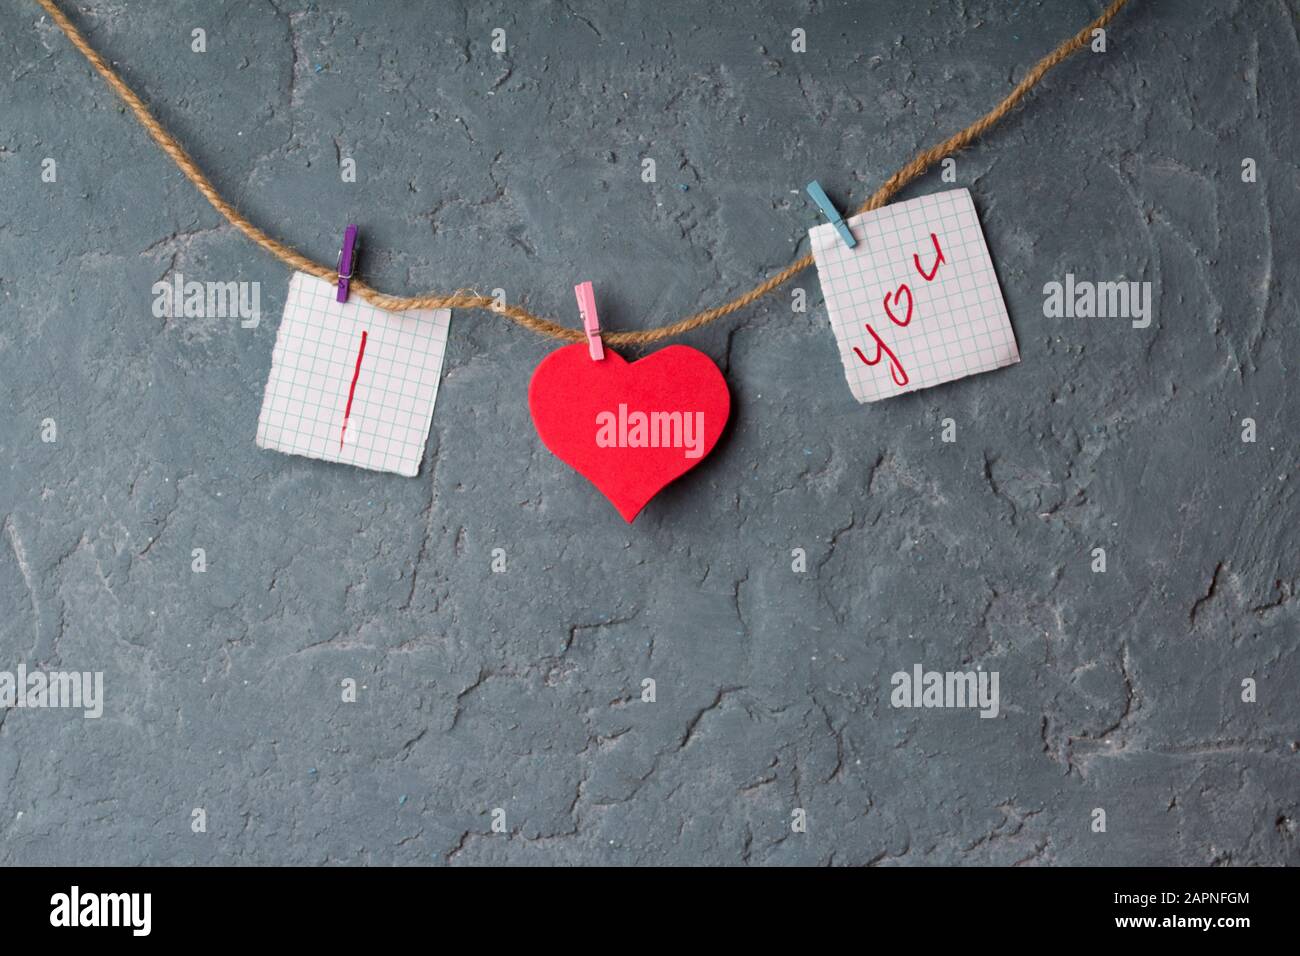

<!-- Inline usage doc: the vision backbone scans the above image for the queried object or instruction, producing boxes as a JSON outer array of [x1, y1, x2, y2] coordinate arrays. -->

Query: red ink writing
[[853, 326, 910, 387], [339, 329, 368, 449], [912, 233, 946, 282], [883, 284, 913, 327], [851, 234, 948, 389]]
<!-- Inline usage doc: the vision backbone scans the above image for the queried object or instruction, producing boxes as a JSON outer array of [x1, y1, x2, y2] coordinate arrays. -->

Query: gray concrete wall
[[0, 0, 1295, 865]]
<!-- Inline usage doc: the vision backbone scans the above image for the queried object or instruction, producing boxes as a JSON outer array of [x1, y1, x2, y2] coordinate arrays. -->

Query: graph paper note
[[810, 188, 1018, 404], [256, 272, 452, 477]]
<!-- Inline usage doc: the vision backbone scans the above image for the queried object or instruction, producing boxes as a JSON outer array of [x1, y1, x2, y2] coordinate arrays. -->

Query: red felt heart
[[528, 343, 730, 522]]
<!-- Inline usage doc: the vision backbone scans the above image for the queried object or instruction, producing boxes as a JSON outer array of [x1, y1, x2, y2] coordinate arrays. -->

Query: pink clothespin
[[574, 281, 604, 360], [336, 224, 359, 302]]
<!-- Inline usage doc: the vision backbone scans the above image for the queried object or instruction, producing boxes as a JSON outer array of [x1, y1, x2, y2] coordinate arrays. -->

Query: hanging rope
[[33, 0, 1132, 345]]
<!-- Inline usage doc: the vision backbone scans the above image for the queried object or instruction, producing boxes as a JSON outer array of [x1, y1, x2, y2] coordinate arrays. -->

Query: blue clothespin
[[806, 181, 857, 249], [336, 224, 359, 302]]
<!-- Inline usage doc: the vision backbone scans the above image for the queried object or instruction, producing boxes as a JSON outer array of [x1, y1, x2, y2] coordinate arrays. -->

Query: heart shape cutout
[[528, 343, 730, 522], [883, 283, 914, 327]]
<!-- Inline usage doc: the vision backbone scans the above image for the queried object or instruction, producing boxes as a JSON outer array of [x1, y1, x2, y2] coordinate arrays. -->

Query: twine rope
[[34, 0, 1131, 345]]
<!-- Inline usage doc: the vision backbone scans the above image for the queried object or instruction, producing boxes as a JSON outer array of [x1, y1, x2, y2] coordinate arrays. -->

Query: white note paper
[[810, 188, 1018, 404], [256, 272, 451, 476]]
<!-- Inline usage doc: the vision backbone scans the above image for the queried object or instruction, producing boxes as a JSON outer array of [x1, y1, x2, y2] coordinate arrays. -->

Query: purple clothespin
[[336, 224, 359, 302]]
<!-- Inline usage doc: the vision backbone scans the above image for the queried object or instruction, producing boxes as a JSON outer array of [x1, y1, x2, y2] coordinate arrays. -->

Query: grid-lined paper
[[256, 272, 452, 477], [810, 188, 1018, 404]]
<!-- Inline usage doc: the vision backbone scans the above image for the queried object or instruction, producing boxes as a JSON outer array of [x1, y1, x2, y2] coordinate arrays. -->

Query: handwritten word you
[[852, 233, 947, 388]]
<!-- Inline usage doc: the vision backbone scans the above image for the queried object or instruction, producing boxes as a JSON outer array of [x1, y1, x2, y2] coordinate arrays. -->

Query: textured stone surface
[[1, 0, 1296, 865]]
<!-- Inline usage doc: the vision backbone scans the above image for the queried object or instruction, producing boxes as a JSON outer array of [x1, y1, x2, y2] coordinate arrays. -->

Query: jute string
[[34, 0, 1131, 345]]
